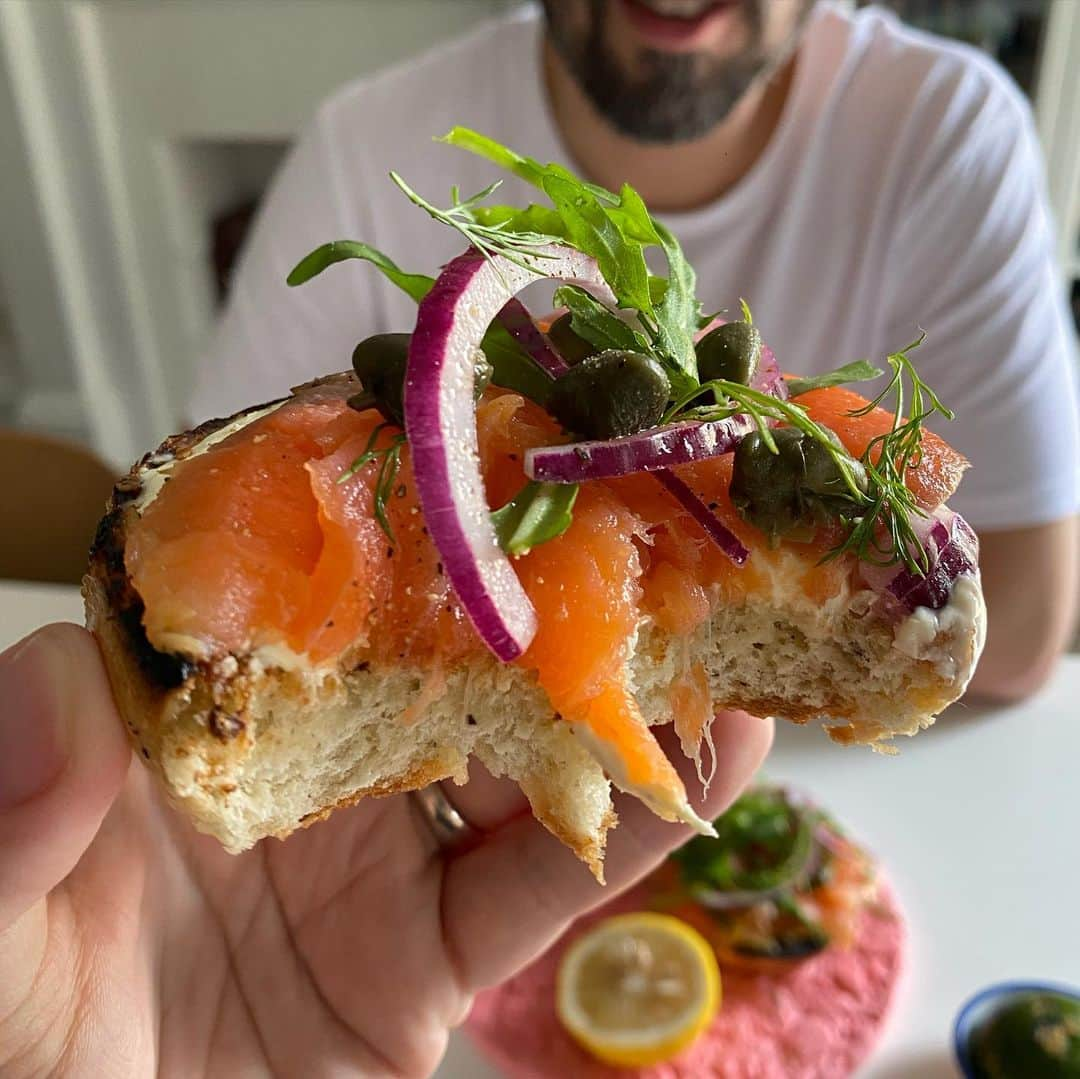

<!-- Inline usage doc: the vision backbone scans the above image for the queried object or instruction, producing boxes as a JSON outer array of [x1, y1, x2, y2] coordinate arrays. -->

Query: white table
[[4, 580, 1078, 1078]]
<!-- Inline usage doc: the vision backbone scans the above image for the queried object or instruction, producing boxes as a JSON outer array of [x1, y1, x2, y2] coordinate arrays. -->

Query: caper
[[351, 333, 411, 425], [548, 350, 671, 440], [351, 333, 492, 426], [695, 321, 762, 386], [730, 427, 867, 544], [546, 312, 597, 366]]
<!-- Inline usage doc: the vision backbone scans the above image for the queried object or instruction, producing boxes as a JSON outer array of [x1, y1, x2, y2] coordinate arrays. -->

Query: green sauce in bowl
[[958, 987, 1080, 1078]]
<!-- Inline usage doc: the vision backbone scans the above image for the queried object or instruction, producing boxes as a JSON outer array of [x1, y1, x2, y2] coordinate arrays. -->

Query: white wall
[[0, 0, 518, 464]]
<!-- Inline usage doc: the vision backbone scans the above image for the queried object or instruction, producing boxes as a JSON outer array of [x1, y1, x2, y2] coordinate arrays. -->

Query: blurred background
[[0, 0, 1077, 578]]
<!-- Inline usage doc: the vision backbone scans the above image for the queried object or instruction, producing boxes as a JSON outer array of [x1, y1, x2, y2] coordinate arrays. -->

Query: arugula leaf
[[439, 127, 619, 205], [442, 130, 655, 312], [287, 241, 434, 301], [541, 172, 655, 317], [491, 480, 578, 555], [786, 360, 885, 398], [553, 285, 650, 354], [609, 183, 662, 245], [437, 126, 546, 187], [651, 220, 699, 394], [471, 203, 567, 238]]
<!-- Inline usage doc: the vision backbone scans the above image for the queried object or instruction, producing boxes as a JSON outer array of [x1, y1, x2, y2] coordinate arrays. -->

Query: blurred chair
[[0, 429, 116, 584]]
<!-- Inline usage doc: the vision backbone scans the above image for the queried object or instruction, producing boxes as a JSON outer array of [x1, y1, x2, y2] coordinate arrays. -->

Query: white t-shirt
[[193, 1, 1080, 531]]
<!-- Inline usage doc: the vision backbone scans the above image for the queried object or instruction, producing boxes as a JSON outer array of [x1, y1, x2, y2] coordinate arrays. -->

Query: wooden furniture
[[0, 429, 115, 583]]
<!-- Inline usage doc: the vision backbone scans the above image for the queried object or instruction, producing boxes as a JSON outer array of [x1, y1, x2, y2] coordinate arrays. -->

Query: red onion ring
[[405, 244, 614, 661]]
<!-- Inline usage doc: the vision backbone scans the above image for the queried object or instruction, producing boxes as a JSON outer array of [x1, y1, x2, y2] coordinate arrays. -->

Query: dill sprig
[[824, 333, 954, 572], [666, 334, 953, 573], [337, 422, 408, 543], [389, 174, 560, 275]]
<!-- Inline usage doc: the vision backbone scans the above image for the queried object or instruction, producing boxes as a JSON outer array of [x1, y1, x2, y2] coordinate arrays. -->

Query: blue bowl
[[953, 980, 1080, 1079]]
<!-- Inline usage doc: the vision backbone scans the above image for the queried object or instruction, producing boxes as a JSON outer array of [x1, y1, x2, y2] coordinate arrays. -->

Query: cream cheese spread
[[892, 573, 986, 684], [132, 401, 285, 514]]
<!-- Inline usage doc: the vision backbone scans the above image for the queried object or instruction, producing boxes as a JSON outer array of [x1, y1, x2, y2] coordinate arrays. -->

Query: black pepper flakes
[[466, 714, 477, 726]]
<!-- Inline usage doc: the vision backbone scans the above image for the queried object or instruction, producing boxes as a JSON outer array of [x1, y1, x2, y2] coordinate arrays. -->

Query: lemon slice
[[556, 912, 721, 1068]]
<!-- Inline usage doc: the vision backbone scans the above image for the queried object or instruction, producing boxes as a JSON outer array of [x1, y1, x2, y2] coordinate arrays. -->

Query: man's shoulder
[[819, 3, 1031, 134]]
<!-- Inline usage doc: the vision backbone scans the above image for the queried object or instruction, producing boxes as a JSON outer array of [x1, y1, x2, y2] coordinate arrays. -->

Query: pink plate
[[466, 882, 905, 1078]]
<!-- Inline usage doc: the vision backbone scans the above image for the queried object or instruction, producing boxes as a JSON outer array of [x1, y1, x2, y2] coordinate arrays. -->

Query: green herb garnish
[[438, 126, 700, 396], [786, 359, 883, 398], [663, 377, 868, 502], [551, 284, 651, 355], [823, 334, 953, 573], [336, 423, 408, 543], [289, 129, 955, 572], [390, 176, 562, 274], [672, 787, 818, 894], [287, 240, 434, 301], [491, 481, 579, 556]]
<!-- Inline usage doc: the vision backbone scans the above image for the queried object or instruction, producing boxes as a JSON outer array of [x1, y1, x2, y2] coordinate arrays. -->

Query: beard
[[541, 0, 799, 144]]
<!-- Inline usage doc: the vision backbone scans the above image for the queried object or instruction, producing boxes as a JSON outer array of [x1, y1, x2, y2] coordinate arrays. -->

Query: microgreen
[[389, 174, 561, 275], [665, 379, 868, 501], [672, 788, 820, 894]]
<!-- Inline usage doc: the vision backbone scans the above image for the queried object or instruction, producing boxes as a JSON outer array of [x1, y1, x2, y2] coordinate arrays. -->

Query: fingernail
[[0, 632, 70, 808]]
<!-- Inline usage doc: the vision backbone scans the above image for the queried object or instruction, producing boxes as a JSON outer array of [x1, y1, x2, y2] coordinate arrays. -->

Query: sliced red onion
[[859, 508, 979, 613], [525, 336, 787, 485], [754, 345, 788, 400], [496, 298, 570, 379], [406, 244, 613, 661], [525, 414, 756, 483], [888, 512, 979, 611], [653, 470, 749, 566]]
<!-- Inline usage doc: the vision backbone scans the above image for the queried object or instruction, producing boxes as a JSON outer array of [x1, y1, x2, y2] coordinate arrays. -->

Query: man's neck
[[542, 39, 796, 214]]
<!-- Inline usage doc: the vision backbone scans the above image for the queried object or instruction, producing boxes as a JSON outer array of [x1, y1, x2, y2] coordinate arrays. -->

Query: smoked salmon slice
[[125, 380, 966, 828]]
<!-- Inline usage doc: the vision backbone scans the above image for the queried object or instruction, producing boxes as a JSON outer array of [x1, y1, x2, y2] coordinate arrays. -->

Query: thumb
[[0, 624, 130, 931]]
